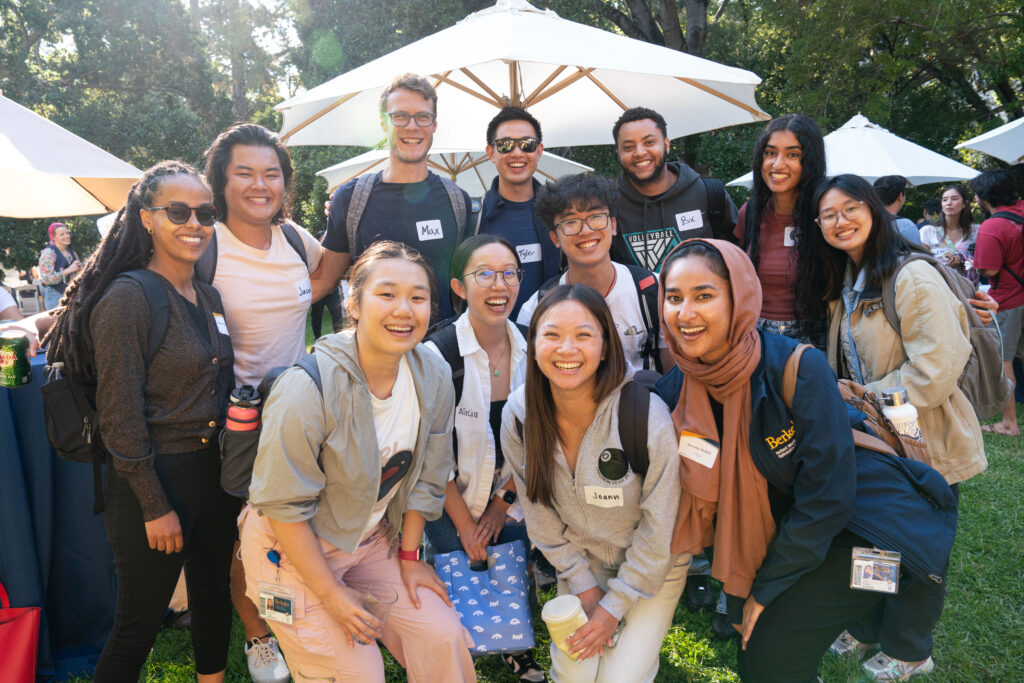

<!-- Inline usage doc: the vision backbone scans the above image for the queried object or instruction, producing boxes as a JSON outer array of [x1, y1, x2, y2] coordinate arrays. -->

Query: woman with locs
[[422, 234, 546, 682], [240, 240, 475, 682], [44, 161, 237, 682], [502, 284, 686, 683]]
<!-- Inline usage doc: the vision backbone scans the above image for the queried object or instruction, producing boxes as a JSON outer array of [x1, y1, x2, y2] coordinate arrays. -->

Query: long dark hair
[[203, 123, 293, 224], [523, 284, 626, 508], [802, 174, 927, 308], [745, 114, 826, 270], [938, 184, 974, 241], [43, 161, 207, 380], [449, 234, 520, 314]]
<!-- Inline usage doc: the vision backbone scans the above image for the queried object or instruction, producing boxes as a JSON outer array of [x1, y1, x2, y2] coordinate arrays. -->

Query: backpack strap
[[119, 270, 170, 367], [294, 353, 323, 395], [701, 177, 728, 241], [194, 231, 218, 285], [467, 197, 483, 237], [625, 265, 661, 372], [880, 253, 935, 333], [425, 317, 465, 405], [439, 175, 469, 244], [990, 211, 1024, 288], [345, 173, 378, 254], [280, 221, 310, 271], [618, 371, 659, 478]]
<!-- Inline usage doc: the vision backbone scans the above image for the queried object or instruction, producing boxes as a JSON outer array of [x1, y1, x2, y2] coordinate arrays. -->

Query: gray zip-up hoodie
[[500, 381, 681, 620], [248, 330, 455, 554]]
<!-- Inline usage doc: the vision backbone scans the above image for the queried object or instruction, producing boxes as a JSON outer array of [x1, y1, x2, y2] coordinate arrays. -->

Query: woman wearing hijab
[[38, 222, 82, 309], [655, 238, 890, 682]]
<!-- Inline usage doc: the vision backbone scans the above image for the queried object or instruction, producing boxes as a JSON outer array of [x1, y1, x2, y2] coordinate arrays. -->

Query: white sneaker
[[245, 635, 291, 683], [829, 629, 877, 660], [862, 652, 935, 681]]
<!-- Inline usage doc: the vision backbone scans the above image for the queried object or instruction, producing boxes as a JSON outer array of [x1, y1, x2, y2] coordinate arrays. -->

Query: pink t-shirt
[[973, 200, 1024, 311], [734, 203, 798, 321]]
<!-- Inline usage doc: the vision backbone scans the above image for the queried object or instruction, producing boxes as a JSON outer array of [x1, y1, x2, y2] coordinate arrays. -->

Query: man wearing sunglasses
[[474, 107, 561, 320], [611, 107, 738, 273], [315, 73, 475, 321]]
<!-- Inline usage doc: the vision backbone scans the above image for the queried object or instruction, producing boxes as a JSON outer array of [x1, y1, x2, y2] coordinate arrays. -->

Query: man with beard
[[315, 73, 474, 320], [610, 107, 737, 273]]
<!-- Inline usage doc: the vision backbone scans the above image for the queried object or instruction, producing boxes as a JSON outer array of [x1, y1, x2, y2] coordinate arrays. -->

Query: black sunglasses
[[493, 137, 539, 154], [143, 203, 219, 226]]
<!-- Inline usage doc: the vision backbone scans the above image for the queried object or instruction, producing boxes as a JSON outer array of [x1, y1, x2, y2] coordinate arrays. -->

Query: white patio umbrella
[[727, 114, 980, 188], [277, 0, 769, 149], [955, 117, 1024, 165], [317, 148, 592, 196], [0, 94, 142, 218]]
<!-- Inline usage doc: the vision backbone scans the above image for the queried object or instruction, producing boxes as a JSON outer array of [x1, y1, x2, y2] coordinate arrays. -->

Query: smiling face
[[941, 188, 964, 220], [548, 200, 616, 268], [53, 225, 72, 248], [452, 242, 520, 328], [663, 255, 733, 365], [140, 174, 215, 267], [487, 119, 542, 189], [818, 187, 873, 266], [222, 144, 285, 228], [533, 299, 606, 396], [348, 257, 432, 359], [761, 129, 803, 202], [383, 88, 436, 166], [615, 118, 670, 188]]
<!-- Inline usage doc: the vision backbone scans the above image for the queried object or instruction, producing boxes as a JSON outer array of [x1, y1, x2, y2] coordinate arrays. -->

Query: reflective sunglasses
[[386, 111, 437, 127], [493, 137, 539, 154], [143, 203, 219, 226], [464, 267, 524, 288]]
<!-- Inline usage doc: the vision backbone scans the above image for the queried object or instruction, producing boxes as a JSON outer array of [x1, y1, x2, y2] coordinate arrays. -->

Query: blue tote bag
[[435, 539, 535, 654]]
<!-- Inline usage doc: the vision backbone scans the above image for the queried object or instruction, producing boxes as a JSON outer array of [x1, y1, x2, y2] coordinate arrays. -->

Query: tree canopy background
[[2, 0, 1021, 276]]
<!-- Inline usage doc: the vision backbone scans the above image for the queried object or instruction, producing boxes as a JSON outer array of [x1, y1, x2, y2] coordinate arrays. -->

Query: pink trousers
[[240, 511, 476, 682]]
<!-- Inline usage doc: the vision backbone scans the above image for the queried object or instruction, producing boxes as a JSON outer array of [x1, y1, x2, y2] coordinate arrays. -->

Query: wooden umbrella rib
[[536, 168, 557, 182], [585, 73, 628, 111], [433, 72, 503, 108], [675, 77, 768, 119], [458, 67, 505, 105], [508, 62, 520, 107], [280, 91, 359, 143], [524, 65, 568, 106], [528, 68, 594, 106]]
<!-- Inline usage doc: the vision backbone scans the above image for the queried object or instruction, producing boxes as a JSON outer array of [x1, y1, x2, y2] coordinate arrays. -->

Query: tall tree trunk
[[624, 0, 663, 45], [659, 0, 685, 51], [993, 78, 1024, 119], [231, 49, 247, 122], [683, 0, 709, 56]]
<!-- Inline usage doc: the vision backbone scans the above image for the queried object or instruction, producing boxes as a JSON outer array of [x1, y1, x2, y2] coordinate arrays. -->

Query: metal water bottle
[[881, 387, 922, 441]]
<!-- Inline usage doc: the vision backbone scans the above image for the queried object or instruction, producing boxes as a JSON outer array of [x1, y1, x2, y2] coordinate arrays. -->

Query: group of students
[[28, 102, 999, 683]]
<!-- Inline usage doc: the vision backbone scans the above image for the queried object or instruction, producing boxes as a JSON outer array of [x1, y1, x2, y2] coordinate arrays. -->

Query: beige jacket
[[827, 260, 986, 484]]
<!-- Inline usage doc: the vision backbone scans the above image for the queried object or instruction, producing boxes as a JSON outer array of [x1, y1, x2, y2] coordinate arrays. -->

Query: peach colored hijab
[[660, 238, 775, 600]]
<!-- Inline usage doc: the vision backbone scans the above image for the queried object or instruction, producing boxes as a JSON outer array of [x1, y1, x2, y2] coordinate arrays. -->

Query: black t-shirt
[[323, 172, 470, 320], [490, 399, 507, 472]]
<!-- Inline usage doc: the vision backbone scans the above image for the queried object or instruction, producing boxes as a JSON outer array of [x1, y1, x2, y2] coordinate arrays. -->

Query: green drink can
[[0, 330, 32, 387]]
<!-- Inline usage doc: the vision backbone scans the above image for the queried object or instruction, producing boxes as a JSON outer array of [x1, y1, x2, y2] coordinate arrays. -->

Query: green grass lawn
[[68, 361, 1024, 681]]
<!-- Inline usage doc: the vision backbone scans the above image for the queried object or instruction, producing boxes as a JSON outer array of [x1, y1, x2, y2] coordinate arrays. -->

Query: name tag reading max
[[678, 431, 720, 468], [584, 485, 623, 508]]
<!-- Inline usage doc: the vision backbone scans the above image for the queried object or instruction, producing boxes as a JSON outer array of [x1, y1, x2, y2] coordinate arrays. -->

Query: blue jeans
[[425, 509, 530, 555], [756, 317, 828, 349]]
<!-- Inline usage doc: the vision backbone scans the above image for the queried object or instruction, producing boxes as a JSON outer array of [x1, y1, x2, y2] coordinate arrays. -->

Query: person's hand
[[322, 584, 382, 647], [324, 200, 332, 218], [566, 604, 618, 661], [739, 595, 765, 651], [144, 510, 183, 554], [399, 558, 451, 609], [458, 522, 489, 563], [0, 321, 38, 355], [576, 585, 604, 618], [472, 498, 508, 545], [969, 289, 998, 325], [65, 260, 81, 275]]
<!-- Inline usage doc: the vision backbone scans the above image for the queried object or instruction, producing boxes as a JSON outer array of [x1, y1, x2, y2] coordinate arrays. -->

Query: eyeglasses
[[143, 203, 219, 226], [385, 111, 437, 127], [493, 137, 539, 154], [555, 211, 611, 236], [816, 201, 865, 229], [464, 267, 523, 288]]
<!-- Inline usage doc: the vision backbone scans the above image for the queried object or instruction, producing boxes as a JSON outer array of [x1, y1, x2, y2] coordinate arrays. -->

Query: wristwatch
[[495, 488, 517, 505], [397, 545, 423, 562]]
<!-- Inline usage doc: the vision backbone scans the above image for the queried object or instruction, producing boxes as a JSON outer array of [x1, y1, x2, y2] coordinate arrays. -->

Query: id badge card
[[258, 581, 296, 624], [783, 226, 796, 247], [212, 312, 229, 336], [850, 547, 900, 594]]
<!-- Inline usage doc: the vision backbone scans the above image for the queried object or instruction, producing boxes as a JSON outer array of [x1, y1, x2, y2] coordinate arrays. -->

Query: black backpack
[[989, 210, 1024, 289], [41, 270, 174, 512], [194, 221, 310, 284], [536, 265, 662, 372], [424, 317, 529, 406]]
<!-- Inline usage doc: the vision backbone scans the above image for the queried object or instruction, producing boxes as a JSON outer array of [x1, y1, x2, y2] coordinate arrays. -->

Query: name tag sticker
[[678, 431, 720, 468], [212, 313, 229, 336], [783, 226, 796, 247], [295, 277, 312, 303], [675, 209, 704, 232], [517, 243, 542, 263], [257, 582, 296, 624], [417, 219, 444, 241], [454, 405, 485, 432], [584, 485, 624, 508], [850, 547, 900, 594]]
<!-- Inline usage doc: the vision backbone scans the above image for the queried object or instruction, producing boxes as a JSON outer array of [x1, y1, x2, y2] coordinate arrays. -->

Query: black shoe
[[712, 611, 739, 641], [503, 650, 548, 682], [684, 575, 715, 612], [531, 548, 557, 588]]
